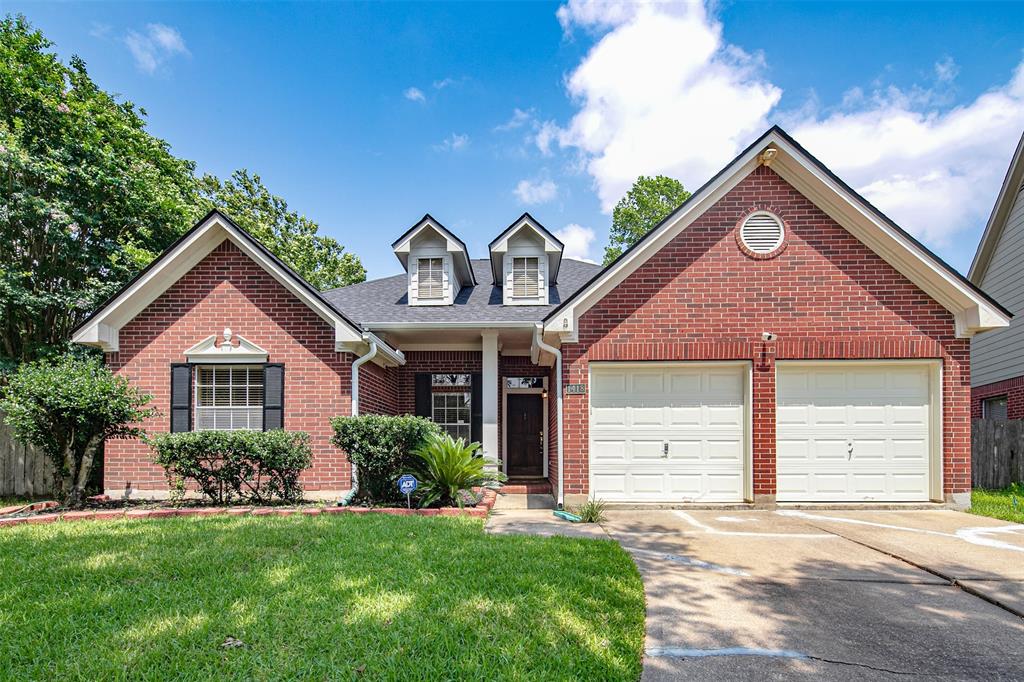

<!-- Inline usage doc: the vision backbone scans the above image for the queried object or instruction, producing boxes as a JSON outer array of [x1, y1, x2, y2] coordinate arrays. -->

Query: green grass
[[0, 495, 31, 507], [970, 484, 1024, 524], [0, 514, 644, 681]]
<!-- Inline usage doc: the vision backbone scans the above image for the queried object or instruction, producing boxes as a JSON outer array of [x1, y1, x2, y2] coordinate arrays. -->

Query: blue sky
[[9, 1, 1024, 279]]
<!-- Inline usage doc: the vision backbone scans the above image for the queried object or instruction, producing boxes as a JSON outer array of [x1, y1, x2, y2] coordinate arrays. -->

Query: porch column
[[481, 330, 499, 464]]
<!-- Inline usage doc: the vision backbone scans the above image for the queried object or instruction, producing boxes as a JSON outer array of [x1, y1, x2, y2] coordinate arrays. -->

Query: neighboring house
[[72, 126, 1010, 508], [969, 130, 1024, 421]]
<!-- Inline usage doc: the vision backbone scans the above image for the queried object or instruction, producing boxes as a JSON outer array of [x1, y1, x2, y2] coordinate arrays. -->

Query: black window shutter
[[263, 364, 285, 431], [170, 364, 192, 433], [471, 372, 482, 444], [414, 373, 432, 418]]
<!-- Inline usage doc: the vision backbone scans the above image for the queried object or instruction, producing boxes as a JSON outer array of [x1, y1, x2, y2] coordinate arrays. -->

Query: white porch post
[[481, 330, 499, 464]]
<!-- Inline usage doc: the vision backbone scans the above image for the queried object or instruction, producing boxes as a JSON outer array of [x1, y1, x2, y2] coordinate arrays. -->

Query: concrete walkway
[[490, 508, 1024, 680]]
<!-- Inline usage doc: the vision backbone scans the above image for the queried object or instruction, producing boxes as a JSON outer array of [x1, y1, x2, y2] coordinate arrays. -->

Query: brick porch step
[[501, 480, 552, 495]]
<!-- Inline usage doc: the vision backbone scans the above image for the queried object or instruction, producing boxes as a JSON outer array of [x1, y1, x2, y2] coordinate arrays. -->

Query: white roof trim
[[969, 129, 1024, 284], [544, 127, 1010, 341], [392, 217, 475, 286], [72, 211, 405, 367], [488, 214, 563, 284], [185, 331, 268, 363]]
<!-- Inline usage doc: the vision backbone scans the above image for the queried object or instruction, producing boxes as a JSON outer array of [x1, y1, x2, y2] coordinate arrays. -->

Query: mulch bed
[[0, 489, 497, 528]]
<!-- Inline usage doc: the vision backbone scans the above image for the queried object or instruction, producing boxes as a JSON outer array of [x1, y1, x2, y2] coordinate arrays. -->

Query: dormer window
[[417, 257, 445, 300], [512, 257, 541, 298], [392, 215, 476, 307], [489, 213, 563, 306]]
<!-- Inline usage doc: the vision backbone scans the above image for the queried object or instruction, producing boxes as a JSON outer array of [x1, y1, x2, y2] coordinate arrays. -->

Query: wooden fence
[[972, 418, 1024, 489], [0, 410, 55, 499]]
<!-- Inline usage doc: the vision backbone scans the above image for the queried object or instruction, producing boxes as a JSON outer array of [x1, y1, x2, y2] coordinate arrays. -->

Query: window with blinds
[[983, 395, 1009, 421], [195, 365, 264, 431], [512, 256, 540, 298], [417, 257, 444, 299]]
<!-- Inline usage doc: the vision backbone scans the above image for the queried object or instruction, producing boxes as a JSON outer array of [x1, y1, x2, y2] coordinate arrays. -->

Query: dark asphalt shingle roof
[[322, 258, 603, 326]]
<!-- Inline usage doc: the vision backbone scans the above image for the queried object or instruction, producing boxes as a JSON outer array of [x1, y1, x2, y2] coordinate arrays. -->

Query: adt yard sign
[[398, 474, 418, 508]]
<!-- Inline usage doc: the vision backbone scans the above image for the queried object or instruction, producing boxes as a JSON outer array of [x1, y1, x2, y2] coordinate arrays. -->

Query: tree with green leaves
[[603, 175, 691, 265], [196, 170, 366, 289], [0, 15, 198, 366], [1, 355, 155, 507], [0, 15, 367, 366]]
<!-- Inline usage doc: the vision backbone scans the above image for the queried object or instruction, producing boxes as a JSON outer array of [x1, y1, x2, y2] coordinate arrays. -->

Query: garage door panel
[[776, 363, 932, 503], [590, 364, 747, 503], [667, 407, 702, 426]]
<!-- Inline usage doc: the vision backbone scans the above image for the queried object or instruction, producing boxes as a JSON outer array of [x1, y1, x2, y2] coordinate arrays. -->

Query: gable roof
[[543, 125, 1011, 340], [71, 210, 404, 366], [487, 212, 565, 284], [391, 213, 477, 286], [323, 257, 601, 326], [968, 129, 1024, 285]]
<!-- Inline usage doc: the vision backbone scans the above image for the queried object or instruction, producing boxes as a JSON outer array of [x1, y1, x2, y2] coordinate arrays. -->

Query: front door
[[506, 393, 544, 477]]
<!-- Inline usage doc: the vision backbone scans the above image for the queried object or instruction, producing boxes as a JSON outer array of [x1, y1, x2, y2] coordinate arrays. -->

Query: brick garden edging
[[0, 488, 497, 528]]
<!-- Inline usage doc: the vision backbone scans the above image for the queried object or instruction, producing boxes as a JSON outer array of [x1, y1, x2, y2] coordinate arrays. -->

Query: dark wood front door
[[506, 393, 544, 477]]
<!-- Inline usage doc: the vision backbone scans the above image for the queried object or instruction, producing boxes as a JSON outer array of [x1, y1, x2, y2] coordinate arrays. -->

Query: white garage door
[[776, 363, 933, 502], [589, 364, 746, 502]]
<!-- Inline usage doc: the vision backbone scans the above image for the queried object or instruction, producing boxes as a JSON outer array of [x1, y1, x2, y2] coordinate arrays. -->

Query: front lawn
[[0, 514, 644, 681], [970, 484, 1024, 524]]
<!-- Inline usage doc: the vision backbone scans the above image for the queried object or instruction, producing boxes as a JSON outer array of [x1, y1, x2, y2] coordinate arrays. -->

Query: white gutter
[[534, 324, 564, 509], [343, 335, 378, 504]]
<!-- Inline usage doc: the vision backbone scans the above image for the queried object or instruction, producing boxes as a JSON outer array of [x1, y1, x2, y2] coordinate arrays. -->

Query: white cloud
[[554, 2, 780, 211], [433, 77, 458, 90], [514, 178, 559, 205], [124, 24, 189, 74], [496, 108, 534, 131], [553, 0, 1024, 249], [555, 223, 597, 262], [404, 87, 426, 102], [433, 133, 470, 152]]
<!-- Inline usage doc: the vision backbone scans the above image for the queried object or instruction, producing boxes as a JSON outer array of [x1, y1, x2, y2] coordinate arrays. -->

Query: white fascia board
[[489, 218, 563, 283], [363, 321, 536, 331], [72, 213, 379, 353], [543, 146, 763, 336], [543, 130, 1009, 339], [339, 331, 406, 367], [768, 138, 1010, 337], [393, 220, 473, 284]]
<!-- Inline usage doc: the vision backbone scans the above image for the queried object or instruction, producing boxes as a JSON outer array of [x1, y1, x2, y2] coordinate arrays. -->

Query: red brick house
[[969, 129, 1024, 421], [73, 127, 1010, 508]]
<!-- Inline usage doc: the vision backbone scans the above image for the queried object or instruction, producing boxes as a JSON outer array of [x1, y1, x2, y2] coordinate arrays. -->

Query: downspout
[[534, 323, 564, 509], [342, 334, 378, 506]]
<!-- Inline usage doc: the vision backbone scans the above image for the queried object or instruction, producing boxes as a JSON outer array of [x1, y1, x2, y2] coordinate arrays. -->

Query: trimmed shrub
[[151, 430, 311, 504], [1, 354, 155, 507], [330, 414, 439, 503], [409, 433, 506, 508]]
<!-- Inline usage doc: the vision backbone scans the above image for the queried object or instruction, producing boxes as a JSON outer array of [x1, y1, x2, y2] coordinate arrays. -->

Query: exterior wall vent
[[740, 211, 784, 254]]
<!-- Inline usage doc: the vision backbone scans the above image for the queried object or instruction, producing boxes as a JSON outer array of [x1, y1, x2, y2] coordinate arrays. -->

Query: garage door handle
[[847, 440, 853, 460], [662, 442, 669, 458]]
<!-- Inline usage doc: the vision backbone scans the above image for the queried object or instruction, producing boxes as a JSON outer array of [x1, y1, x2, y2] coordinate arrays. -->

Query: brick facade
[[105, 240, 356, 494], [560, 165, 971, 499], [972, 376, 1024, 420]]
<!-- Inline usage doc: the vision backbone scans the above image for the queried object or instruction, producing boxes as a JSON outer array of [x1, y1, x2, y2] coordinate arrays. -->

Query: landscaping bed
[[970, 485, 1024, 524], [0, 513, 644, 680], [0, 489, 498, 527]]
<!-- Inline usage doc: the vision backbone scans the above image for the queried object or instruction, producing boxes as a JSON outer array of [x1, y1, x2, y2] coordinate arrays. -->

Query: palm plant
[[409, 433, 507, 508]]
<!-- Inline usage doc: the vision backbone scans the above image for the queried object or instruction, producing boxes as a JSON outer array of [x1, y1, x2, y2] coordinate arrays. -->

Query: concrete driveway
[[597, 509, 1024, 680]]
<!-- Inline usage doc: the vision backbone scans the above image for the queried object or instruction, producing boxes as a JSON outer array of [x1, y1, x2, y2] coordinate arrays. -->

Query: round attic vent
[[739, 211, 784, 254]]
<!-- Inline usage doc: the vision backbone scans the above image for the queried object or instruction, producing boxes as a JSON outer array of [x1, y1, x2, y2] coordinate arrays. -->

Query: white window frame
[[417, 257, 445, 301], [194, 364, 264, 431], [503, 252, 547, 305], [432, 391, 471, 441]]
